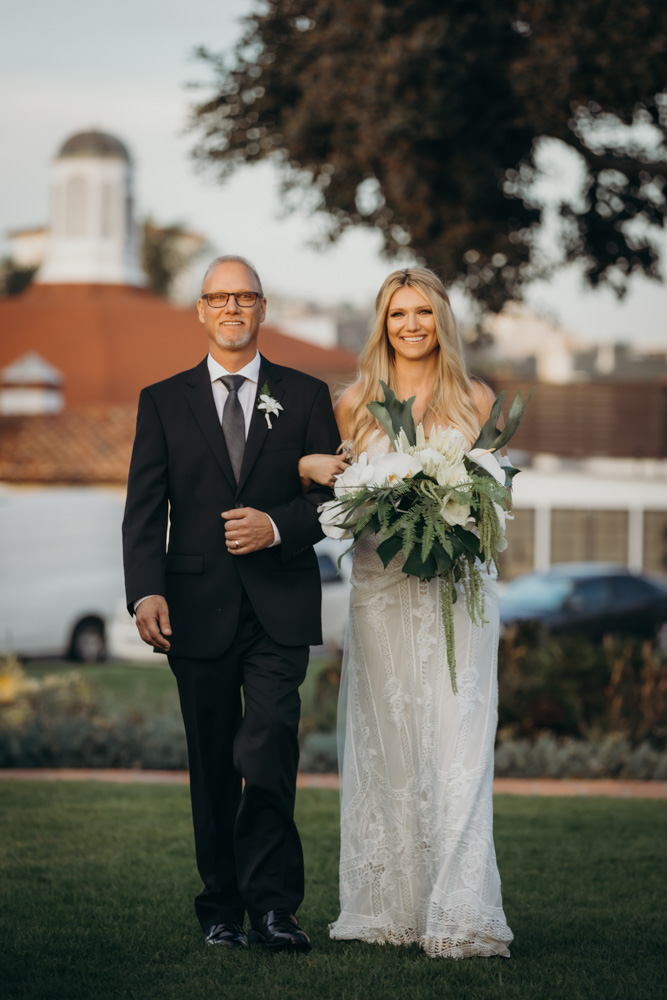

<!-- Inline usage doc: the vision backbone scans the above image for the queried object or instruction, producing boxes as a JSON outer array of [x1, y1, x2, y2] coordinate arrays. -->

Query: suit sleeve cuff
[[267, 515, 281, 548], [133, 595, 158, 614]]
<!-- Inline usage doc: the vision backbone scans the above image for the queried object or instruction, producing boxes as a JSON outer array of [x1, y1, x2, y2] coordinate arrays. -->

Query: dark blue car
[[499, 563, 667, 645]]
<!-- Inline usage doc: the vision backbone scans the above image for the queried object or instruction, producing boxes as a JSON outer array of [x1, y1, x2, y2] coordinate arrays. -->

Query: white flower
[[424, 424, 468, 464], [369, 451, 423, 487], [257, 391, 283, 429], [410, 423, 471, 486], [415, 446, 447, 480], [333, 452, 377, 496], [494, 502, 511, 551], [318, 499, 353, 539], [439, 495, 473, 527], [436, 459, 471, 489], [467, 447, 506, 485]]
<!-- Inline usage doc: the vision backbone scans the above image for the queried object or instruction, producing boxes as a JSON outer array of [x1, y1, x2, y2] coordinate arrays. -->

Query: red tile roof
[[0, 406, 136, 484], [0, 283, 357, 406]]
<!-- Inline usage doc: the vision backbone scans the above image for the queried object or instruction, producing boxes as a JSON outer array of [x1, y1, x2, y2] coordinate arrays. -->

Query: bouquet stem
[[440, 574, 458, 694]]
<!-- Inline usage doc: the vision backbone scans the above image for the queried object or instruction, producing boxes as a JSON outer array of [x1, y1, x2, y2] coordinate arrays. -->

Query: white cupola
[[0, 352, 64, 415], [37, 129, 145, 286]]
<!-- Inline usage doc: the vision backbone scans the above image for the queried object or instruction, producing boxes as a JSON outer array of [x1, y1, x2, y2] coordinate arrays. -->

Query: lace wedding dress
[[329, 435, 513, 959]]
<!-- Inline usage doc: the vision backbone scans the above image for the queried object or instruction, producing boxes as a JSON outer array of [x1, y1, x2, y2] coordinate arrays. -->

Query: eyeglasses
[[201, 291, 262, 308]]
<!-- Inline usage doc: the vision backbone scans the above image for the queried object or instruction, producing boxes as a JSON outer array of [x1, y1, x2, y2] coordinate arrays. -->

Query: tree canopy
[[190, 0, 667, 311]]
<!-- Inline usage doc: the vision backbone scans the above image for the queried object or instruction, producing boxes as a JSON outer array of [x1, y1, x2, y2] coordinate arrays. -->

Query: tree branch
[[562, 129, 667, 181]]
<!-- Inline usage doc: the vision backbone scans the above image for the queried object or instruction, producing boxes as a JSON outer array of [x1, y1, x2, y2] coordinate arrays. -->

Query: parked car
[[108, 538, 353, 662], [0, 488, 126, 661], [499, 563, 667, 644]]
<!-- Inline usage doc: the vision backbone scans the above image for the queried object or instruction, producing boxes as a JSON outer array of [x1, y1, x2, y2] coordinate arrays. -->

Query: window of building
[[643, 511, 667, 577], [101, 183, 115, 237], [499, 507, 534, 580], [551, 509, 628, 565], [65, 176, 87, 237]]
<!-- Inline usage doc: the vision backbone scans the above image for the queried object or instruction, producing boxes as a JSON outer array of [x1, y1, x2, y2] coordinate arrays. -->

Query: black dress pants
[[169, 591, 309, 929]]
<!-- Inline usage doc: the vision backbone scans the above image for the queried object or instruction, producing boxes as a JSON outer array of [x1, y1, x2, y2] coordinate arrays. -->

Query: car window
[[318, 553, 341, 584], [571, 577, 613, 610], [612, 576, 652, 607], [501, 576, 573, 612]]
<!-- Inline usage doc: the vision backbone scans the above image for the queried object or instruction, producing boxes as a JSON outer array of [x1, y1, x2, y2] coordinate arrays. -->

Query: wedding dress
[[329, 434, 513, 959]]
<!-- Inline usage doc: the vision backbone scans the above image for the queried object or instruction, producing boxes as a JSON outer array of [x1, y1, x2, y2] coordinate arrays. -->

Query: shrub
[[0, 657, 187, 769], [498, 630, 667, 747]]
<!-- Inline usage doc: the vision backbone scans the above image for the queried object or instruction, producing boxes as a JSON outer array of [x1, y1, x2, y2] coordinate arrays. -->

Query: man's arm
[[122, 388, 170, 616], [220, 381, 340, 561], [266, 381, 341, 562]]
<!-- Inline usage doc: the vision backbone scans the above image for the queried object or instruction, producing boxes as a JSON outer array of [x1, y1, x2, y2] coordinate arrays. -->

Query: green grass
[[23, 655, 329, 720], [1, 783, 665, 1000]]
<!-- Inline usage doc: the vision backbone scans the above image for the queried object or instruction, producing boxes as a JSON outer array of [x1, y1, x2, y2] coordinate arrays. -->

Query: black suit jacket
[[122, 355, 340, 658]]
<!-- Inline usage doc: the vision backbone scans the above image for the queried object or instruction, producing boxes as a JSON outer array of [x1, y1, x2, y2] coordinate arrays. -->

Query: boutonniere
[[256, 383, 283, 429]]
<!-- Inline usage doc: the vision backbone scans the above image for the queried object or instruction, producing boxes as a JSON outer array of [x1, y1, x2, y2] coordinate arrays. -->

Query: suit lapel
[[184, 357, 237, 490], [236, 356, 285, 493]]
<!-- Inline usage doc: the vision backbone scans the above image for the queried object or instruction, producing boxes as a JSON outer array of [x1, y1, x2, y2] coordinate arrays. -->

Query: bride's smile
[[386, 285, 439, 362]]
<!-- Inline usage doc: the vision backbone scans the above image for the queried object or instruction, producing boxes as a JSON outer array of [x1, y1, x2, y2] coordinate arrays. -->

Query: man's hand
[[222, 507, 275, 554], [135, 595, 172, 652]]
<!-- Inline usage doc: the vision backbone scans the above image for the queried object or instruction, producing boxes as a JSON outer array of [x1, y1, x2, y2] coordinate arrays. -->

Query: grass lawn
[[1, 783, 665, 1000], [23, 655, 330, 720]]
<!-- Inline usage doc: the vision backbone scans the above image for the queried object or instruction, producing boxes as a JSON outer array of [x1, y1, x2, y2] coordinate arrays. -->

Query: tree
[[190, 0, 667, 311], [0, 259, 37, 297], [141, 219, 208, 301]]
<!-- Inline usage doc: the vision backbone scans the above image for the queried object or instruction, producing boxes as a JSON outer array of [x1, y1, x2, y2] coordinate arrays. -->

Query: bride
[[299, 267, 513, 959]]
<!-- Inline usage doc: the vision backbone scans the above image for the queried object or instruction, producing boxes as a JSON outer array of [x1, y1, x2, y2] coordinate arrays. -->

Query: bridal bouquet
[[318, 382, 532, 692]]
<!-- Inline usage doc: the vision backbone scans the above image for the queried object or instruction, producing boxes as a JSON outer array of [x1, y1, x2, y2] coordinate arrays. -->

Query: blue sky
[[2, 0, 666, 344]]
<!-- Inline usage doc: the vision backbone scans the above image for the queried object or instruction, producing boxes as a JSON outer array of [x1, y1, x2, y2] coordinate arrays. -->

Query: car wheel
[[70, 618, 106, 662]]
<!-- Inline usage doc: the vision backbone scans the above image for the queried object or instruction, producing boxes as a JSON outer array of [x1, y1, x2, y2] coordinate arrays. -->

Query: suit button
[[235, 501, 244, 508]]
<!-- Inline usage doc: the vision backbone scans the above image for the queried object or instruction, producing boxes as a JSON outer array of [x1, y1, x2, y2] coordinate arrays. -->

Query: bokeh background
[[1, 0, 666, 777]]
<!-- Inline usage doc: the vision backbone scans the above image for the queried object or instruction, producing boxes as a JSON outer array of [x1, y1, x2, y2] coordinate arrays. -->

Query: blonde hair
[[345, 268, 481, 457]]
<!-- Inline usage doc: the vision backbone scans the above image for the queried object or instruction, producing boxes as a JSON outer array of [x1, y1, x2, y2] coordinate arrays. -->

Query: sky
[[2, 0, 666, 346]]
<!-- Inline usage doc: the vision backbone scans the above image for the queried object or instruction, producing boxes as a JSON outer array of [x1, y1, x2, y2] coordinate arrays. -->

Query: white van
[[0, 488, 125, 660]]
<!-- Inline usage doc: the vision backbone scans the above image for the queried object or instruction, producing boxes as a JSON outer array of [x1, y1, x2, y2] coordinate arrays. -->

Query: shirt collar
[[207, 351, 261, 385]]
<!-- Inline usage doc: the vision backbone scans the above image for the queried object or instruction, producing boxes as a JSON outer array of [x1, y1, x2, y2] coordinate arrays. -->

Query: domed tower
[[38, 129, 144, 286]]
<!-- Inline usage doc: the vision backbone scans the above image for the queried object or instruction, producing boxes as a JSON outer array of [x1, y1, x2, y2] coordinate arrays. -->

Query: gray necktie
[[220, 374, 246, 482]]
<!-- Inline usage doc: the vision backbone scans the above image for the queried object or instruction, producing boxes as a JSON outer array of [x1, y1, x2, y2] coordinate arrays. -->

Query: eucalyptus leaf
[[367, 380, 417, 446], [471, 387, 534, 454], [472, 392, 505, 451], [377, 535, 404, 567]]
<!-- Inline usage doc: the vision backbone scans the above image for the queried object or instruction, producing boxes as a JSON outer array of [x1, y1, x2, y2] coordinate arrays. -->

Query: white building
[[36, 130, 144, 286]]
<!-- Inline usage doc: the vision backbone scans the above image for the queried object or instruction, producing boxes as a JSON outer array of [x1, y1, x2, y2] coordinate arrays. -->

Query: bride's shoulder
[[334, 383, 363, 440], [336, 382, 363, 406], [469, 378, 496, 424], [335, 383, 363, 419]]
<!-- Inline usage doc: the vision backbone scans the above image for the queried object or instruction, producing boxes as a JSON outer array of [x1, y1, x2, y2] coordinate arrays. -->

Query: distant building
[[473, 304, 587, 383], [0, 353, 64, 415], [37, 130, 144, 287], [470, 302, 667, 384], [0, 128, 357, 491]]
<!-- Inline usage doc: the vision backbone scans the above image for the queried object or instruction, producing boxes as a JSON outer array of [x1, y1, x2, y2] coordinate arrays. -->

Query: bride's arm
[[297, 386, 358, 488], [298, 453, 349, 487]]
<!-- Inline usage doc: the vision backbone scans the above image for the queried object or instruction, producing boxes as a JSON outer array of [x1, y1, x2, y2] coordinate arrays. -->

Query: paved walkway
[[1, 769, 666, 799]]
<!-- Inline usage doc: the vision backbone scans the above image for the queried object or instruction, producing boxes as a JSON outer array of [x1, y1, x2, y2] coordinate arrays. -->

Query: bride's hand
[[298, 453, 349, 486]]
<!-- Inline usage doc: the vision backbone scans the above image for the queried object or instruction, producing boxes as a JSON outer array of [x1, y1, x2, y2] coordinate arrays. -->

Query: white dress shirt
[[207, 351, 281, 547], [134, 352, 280, 613], [207, 351, 261, 430]]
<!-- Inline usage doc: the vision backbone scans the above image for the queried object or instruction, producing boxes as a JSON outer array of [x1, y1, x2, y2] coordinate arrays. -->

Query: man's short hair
[[201, 255, 264, 295]]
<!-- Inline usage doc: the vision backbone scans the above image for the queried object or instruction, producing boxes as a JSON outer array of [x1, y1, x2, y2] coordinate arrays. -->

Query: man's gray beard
[[214, 329, 253, 350]]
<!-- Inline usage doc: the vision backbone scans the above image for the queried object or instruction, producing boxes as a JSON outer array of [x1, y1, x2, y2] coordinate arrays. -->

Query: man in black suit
[[122, 255, 340, 951]]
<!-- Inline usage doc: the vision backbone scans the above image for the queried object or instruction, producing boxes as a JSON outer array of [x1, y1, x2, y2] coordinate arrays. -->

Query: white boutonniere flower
[[257, 383, 283, 429]]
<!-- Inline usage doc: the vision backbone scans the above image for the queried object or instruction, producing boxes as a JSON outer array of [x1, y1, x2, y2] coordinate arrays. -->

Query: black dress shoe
[[248, 909, 311, 951], [204, 922, 248, 949]]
